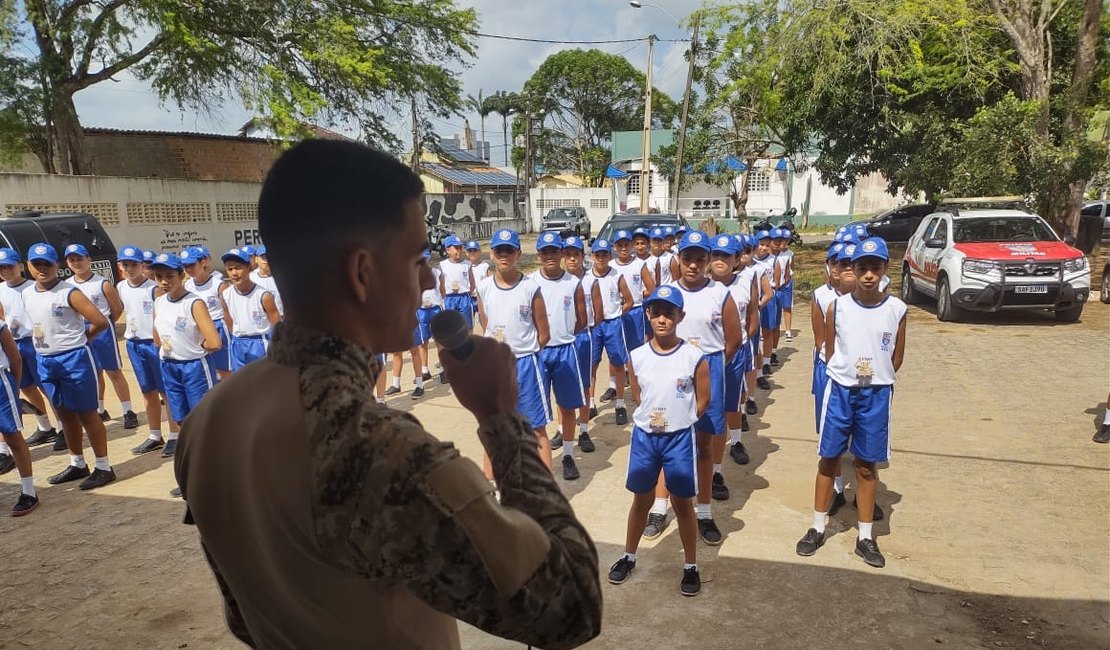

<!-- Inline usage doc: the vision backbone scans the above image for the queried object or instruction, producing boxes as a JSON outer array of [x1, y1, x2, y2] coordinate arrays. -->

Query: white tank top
[[752, 254, 775, 283], [531, 270, 580, 346], [577, 272, 596, 328], [24, 281, 87, 353], [477, 275, 541, 357], [0, 323, 9, 371], [225, 285, 272, 336], [812, 284, 840, 363], [155, 292, 208, 361], [0, 279, 35, 340], [722, 273, 754, 345], [656, 251, 675, 285], [439, 259, 473, 296], [614, 258, 647, 305], [250, 271, 283, 316], [68, 275, 111, 317], [591, 267, 624, 320], [117, 279, 157, 340], [421, 268, 443, 309], [669, 279, 730, 354], [630, 341, 704, 433], [185, 276, 225, 321], [471, 262, 490, 289], [826, 295, 907, 387]]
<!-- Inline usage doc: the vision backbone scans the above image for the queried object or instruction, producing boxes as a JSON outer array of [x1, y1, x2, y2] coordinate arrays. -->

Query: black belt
[[128, 338, 155, 344], [236, 334, 267, 340]]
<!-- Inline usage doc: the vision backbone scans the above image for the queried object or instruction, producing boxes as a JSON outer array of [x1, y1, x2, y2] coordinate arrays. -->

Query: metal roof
[[422, 164, 518, 187], [434, 140, 486, 164]]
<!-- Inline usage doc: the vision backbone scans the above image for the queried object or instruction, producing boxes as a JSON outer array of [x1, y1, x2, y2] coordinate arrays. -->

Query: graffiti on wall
[[422, 193, 520, 226], [159, 228, 207, 251]]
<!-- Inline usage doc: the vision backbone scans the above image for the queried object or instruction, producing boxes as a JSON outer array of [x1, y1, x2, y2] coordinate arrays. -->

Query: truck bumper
[[952, 282, 1090, 312]]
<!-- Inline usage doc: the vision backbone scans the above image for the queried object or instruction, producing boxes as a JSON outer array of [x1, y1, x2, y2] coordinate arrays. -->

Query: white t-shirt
[[0, 279, 35, 340], [117, 279, 158, 340], [630, 340, 704, 433], [825, 294, 907, 387], [440, 259, 473, 296], [812, 284, 840, 363], [421, 268, 444, 309], [24, 281, 87, 354], [722, 273, 755, 345], [590, 267, 625, 321], [576, 271, 597, 328], [668, 279, 730, 354], [154, 292, 208, 361], [530, 270, 580, 346], [470, 262, 491, 290], [477, 275, 541, 358], [185, 276, 226, 321], [68, 274, 111, 318]]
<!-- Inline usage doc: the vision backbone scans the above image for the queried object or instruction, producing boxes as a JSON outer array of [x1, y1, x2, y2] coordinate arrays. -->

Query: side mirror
[[1062, 234, 1076, 246], [588, 237, 596, 245], [924, 238, 946, 249]]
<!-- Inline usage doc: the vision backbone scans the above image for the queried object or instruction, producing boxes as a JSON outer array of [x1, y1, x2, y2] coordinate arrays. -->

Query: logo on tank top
[[517, 304, 532, 323], [710, 310, 722, 331], [675, 375, 693, 397], [563, 295, 573, 311], [207, 296, 219, 310], [881, 331, 893, 352], [251, 310, 265, 326], [174, 316, 188, 332], [51, 304, 67, 319], [143, 300, 153, 314]]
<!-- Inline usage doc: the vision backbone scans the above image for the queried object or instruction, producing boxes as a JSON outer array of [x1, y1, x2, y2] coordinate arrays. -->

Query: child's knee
[[817, 456, 840, 476], [854, 459, 877, 481]]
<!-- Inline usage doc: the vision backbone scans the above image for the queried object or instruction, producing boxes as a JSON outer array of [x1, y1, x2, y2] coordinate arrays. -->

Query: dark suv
[[1, 211, 119, 282], [593, 213, 691, 243]]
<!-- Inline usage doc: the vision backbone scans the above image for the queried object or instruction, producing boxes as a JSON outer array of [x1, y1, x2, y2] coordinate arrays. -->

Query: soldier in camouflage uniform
[[176, 140, 602, 649]]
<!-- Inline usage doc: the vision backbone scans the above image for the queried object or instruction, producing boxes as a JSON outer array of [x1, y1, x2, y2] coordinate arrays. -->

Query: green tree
[[465, 88, 492, 162], [1, 0, 477, 174], [485, 90, 519, 167], [520, 48, 677, 187]]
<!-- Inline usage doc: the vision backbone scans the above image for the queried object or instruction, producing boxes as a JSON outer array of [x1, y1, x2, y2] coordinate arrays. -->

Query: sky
[[70, 0, 704, 161]]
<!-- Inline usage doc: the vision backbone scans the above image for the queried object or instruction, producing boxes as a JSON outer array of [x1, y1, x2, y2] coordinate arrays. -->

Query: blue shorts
[[126, 339, 164, 394], [161, 358, 217, 423], [87, 327, 122, 372], [230, 335, 268, 371], [812, 354, 829, 432], [627, 426, 697, 498], [622, 305, 646, 351], [38, 346, 99, 413], [515, 353, 550, 430], [539, 343, 585, 410], [208, 319, 231, 372], [778, 280, 794, 310], [725, 344, 751, 412], [760, 295, 782, 331], [574, 329, 592, 390], [818, 382, 893, 463], [694, 351, 726, 435], [750, 331, 762, 364], [413, 306, 441, 347], [0, 371, 21, 433], [592, 317, 628, 367], [15, 338, 40, 389], [443, 294, 473, 330]]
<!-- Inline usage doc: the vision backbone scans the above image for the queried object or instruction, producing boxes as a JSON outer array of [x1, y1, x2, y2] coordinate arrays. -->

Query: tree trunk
[[1061, 0, 1105, 235], [51, 91, 90, 175], [732, 166, 753, 232], [502, 116, 509, 167], [479, 115, 486, 163]]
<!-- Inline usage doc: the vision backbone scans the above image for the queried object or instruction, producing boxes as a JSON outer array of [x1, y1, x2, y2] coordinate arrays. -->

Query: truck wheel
[[936, 277, 962, 322], [1101, 271, 1110, 304], [901, 264, 917, 304], [1054, 305, 1083, 323]]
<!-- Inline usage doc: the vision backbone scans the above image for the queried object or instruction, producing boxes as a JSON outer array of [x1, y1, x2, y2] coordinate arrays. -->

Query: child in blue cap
[[439, 234, 476, 333]]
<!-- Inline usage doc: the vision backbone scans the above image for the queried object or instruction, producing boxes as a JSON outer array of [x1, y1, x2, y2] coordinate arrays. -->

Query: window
[[747, 170, 771, 193], [590, 198, 609, 210], [535, 198, 580, 210], [627, 174, 653, 197], [1081, 204, 1104, 217], [953, 217, 1057, 243], [931, 218, 949, 242], [921, 217, 939, 239]]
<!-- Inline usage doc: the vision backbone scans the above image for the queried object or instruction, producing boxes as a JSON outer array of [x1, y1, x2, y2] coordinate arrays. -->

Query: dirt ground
[[0, 275, 1107, 649]]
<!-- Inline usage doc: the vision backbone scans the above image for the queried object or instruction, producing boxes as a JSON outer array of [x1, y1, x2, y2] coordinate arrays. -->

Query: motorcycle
[[426, 218, 453, 258], [753, 208, 803, 245]]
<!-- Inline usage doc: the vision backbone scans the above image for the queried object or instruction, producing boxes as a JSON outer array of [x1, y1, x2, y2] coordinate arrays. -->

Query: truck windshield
[[953, 217, 1057, 243]]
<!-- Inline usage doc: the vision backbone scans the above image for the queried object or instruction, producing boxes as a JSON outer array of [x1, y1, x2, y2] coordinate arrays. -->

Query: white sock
[[696, 503, 712, 520], [729, 428, 741, 444], [391, 377, 401, 389], [650, 498, 668, 515], [35, 415, 51, 431], [578, 422, 588, 434], [615, 399, 625, 408], [609, 378, 616, 390], [833, 475, 844, 494], [376, 398, 386, 405], [858, 521, 873, 541], [421, 366, 429, 375], [1104, 407, 1110, 425], [94, 456, 111, 472], [0, 441, 9, 454], [120, 400, 132, 412], [98, 400, 105, 412], [624, 552, 636, 562], [590, 399, 597, 408], [166, 430, 179, 441], [70, 455, 87, 469], [684, 562, 697, 571], [148, 430, 162, 441], [712, 463, 722, 475], [562, 440, 574, 458], [20, 476, 35, 497], [812, 510, 826, 534], [414, 376, 424, 388]]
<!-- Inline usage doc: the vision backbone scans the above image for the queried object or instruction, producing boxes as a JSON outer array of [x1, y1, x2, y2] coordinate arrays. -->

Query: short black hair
[[258, 140, 424, 303]]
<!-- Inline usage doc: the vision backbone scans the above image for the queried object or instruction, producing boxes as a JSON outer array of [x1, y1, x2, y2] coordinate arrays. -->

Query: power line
[[473, 31, 688, 45]]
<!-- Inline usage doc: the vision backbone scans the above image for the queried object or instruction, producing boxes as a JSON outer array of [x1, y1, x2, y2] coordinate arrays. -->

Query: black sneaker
[[853, 497, 884, 521], [550, 431, 563, 448], [421, 372, 433, 382], [78, 467, 116, 490], [578, 431, 596, 452], [588, 406, 598, 419], [614, 406, 628, 426], [599, 387, 617, 403], [0, 453, 14, 475], [11, 492, 39, 517], [130, 437, 164, 455], [762, 363, 773, 376], [161, 439, 178, 458], [795, 527, 825, 556], [729, 442, 749, 465], [562, 455, 580, 480], [756, 376, 771, 390], [384, 386, 401, 396], [170, 486, 182, 498], [122, 411, 139, 429], [47, 464, 90, 485], [411, 386, 425, 398], [745, 398, 758, 415], [643, 512, 668, 539], [1094, 424, 1110, 444], [99, 409, 110, 421], [770, 353, 780, 366], [698, 518, 723, 545], [711, 472, 729, 500], [680, 566, 701, 596], [438, 372, 447, 384], [827, 491, 847, 516], [608, 556, 635, 584], [855, 537, 886, 568], [25, 427, 57, 447], [53, 432, 69, 452], [741, 414, 750, 432]]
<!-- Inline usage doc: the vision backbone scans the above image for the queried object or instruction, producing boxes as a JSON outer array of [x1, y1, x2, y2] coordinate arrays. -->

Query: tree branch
[[57, 0, 96, 27], [69, 34, 166, 91], [73, 0, 129, 80]]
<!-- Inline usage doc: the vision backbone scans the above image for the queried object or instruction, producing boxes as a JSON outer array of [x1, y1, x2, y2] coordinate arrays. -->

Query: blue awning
[[705, 156, 747, 174], [606, 163, 630, 179], [775, 157, 789, 172]]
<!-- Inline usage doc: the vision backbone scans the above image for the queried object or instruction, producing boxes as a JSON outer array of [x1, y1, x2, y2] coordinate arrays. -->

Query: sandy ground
[[0, 292, 1107, 649]]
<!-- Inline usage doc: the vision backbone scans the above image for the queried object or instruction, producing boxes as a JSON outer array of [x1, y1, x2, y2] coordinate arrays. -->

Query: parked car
[[2, 211, 119, 282], [1080, 200, 1109, 242], [848, 204, 934, 243], [901, 206, 1091, 322], [541, 207, 591, 237], [1101, 261, 1110, 304], [592, 212, 691, 244]]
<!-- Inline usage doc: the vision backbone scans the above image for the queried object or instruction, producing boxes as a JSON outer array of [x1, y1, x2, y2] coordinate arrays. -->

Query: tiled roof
[[422, 164, 518, 187]]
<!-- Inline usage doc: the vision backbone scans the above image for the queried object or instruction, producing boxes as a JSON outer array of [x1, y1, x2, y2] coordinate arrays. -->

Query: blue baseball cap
[[255, 244, 267, 256], [422, 248, 432, 259], [644, 284, 684, 311], [0, 248, 21, 265], [663, 226, 676, 237], [63, 243, 89, 258], [853, 237, 890, 262], [151, 252, 184, 270], [755, 229, 771, 241], [632, 227, 649, 240], [771, 228, 786, 240], [193, 245, 211, 259], [27, 243, 58, 264], [241, 244, 256, 257], [179, 248, 203, 265], [222, 248, 251, 265], [837, 243, 857, 262], [827, 243, 844, 260], [142, 250, 155, 263], [444, 235, 463, 248], [591, 238, 613, 253], [613, 229, 632, 243], [650, 227, 665, 240], [836, 226, 848, 235], [464, 240, 480, 251], [840, 232, 857, 245], [536, 231, 564, 251], [677, 230, 711, 253], [854, 225, 870, 238], [711, 233, 739, 255], [833, 232, 846, 243], [563, 236, 585, 251], [490, 229, 521, 250], [675, 225, 688, 234], [117, 246, 143, 263]]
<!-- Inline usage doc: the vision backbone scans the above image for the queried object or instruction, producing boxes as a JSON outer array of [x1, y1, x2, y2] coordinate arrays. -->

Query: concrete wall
[[528, 187, 615, 233], [421, 192, 525, 240]]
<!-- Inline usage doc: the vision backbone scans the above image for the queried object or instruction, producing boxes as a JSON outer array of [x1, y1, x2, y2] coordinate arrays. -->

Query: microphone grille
[[429, 309, 470, 350]]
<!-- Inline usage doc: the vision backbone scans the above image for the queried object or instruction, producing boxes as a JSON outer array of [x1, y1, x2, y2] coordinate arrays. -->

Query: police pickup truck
[[0, 211, 119, 282]]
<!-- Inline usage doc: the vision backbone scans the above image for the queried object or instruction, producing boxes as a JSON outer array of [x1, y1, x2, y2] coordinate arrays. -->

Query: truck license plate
[[1014, 285, 1047, 294]]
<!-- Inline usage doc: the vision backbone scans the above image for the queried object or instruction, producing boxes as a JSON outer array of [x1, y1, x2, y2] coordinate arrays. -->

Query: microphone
[[430, 309, 475, 360]]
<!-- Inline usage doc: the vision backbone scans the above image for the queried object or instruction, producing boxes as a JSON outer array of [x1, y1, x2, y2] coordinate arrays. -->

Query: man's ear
[[345, 246, 374, 305]]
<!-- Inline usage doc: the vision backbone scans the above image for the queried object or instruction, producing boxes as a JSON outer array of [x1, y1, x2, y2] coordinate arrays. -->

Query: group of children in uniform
[[0, 242, 283, 514]]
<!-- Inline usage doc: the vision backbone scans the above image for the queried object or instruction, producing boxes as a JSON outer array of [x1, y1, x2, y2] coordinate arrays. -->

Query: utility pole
[[409, 96, 420, 172], [638, 34, 656, 214], [524, 110, 534, 228], [672, 16, 699, 215]]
